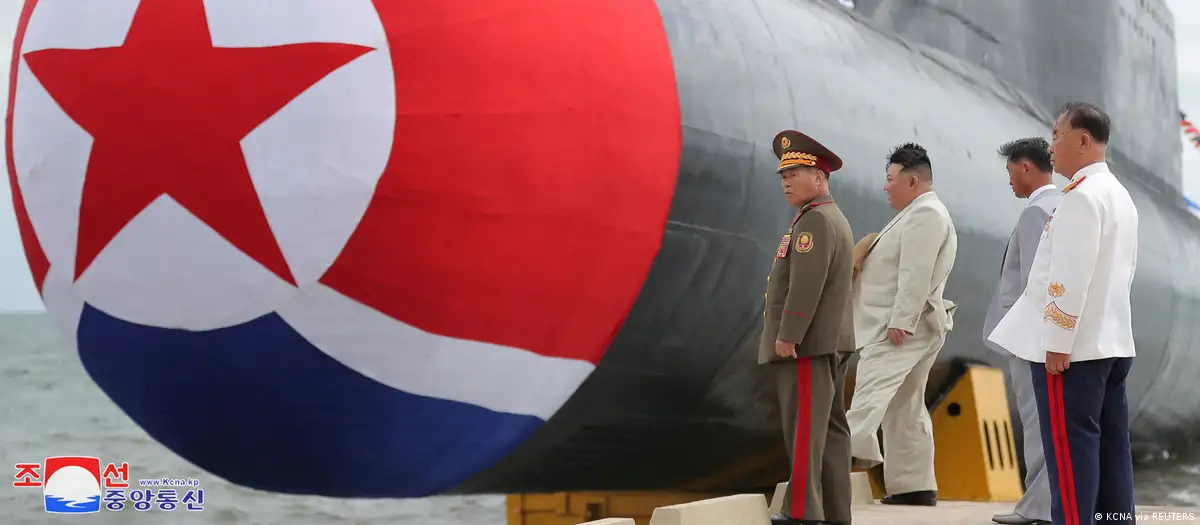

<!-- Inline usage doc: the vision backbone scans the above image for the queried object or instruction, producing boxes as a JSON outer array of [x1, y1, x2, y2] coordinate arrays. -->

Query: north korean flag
[[6, 0, 681, 497]]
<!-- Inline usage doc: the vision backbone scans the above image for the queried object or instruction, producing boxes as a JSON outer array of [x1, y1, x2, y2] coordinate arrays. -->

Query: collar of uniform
[[1027, 184, 1057, 205], [792, 193, 834, 226], [1067, 161, 1108, 182], [803, 193, 834, 208]]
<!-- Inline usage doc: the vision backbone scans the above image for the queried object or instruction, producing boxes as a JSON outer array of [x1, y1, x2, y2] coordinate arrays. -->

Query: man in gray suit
[[984, 137, 1060, 525]]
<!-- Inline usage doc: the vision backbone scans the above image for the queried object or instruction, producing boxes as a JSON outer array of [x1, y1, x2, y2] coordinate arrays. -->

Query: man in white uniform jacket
[[848, 142, 957, 507], [988, 102, 1138, 525]]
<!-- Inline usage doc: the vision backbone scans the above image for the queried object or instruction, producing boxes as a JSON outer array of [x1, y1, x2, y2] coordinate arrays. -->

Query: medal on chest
[[776, 232, 792, 258], [777, 201, 826, 259]]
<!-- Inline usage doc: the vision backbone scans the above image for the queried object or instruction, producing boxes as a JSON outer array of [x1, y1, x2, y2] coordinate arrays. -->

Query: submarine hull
[[453, 0, 1200, 494]]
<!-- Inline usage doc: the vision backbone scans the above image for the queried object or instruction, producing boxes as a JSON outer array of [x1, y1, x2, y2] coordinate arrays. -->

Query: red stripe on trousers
[[1057, 374, 1080, 525], [791, 357, 813, 518], [1047, 372, 1079, 525]]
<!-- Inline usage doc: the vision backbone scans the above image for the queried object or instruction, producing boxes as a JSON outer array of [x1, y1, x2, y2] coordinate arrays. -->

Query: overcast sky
[[0, 2, 1198, 311]]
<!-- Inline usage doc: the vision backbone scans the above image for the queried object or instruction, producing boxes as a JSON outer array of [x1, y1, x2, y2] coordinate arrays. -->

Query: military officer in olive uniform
[[759, 130, 856, 525]]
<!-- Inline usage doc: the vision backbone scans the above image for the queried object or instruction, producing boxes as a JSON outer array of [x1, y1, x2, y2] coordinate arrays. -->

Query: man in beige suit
[[847, 142, 958, 507]]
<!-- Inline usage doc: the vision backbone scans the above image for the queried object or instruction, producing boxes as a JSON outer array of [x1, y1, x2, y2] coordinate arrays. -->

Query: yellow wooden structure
[[929, 365, 1024, 501], [506, 491, 736, 525]]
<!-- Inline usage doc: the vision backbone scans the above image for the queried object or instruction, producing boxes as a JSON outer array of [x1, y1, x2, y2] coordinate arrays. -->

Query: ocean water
[[3, 312, 1198, 524], [1, 313, 506, 525]]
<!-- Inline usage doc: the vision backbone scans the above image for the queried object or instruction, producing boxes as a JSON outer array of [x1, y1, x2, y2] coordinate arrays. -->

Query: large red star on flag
[[21, 0, 374, 284]]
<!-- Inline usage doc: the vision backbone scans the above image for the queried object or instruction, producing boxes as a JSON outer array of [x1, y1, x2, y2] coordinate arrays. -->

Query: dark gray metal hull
[[455, 0, 1200, 493]]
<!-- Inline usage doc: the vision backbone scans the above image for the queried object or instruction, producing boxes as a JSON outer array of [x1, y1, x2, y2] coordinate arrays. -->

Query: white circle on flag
[[11, 0, 396, 331]]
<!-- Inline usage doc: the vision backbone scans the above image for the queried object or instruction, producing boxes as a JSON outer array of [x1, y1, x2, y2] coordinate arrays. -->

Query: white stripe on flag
[[276, 284, 597, 420]]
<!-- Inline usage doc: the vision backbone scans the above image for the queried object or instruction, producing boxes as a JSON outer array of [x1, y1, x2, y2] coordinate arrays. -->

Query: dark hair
[[887, 142, 932, 181], [1059, 102, 1111, 144], [997, 137, 1052, 173]]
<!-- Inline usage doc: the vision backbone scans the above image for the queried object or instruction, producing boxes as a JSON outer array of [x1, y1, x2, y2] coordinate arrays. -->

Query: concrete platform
[[848, 502, 1200, 524], [648, 494, 770, 525]]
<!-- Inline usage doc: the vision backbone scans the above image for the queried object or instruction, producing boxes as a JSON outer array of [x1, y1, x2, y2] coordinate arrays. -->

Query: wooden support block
[[849, 472, 877, 505], [768, 472, 877, 514], [576, 519, 635, 525], [648, 494, 770, 525]]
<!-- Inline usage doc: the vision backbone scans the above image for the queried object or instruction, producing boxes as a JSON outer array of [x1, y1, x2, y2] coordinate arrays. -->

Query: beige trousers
[[846, 326, 945, 494]]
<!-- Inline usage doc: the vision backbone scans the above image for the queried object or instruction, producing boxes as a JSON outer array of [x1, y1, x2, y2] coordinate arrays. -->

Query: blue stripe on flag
[[76, 303, 542, 497]]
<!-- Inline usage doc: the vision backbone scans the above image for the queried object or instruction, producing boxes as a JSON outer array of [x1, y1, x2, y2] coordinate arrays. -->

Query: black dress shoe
[[769, 513, 825, 525], [992, 513, 1050, 525], [880, 490, 937, 506]]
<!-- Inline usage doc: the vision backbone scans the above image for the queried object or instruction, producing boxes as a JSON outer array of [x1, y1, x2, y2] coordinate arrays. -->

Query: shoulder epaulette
[[1062, 175, 1088, 194]]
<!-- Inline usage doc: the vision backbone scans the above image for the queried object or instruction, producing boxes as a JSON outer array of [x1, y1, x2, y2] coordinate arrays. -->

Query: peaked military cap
[[772, 130, 843, 175]]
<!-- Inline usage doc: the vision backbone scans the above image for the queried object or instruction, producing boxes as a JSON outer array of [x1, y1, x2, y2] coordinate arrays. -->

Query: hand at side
[[775, 340, 798, 358]]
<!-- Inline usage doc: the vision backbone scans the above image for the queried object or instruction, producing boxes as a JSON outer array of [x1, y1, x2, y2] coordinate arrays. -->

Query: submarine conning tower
[[849, 0, 1183, 199]]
